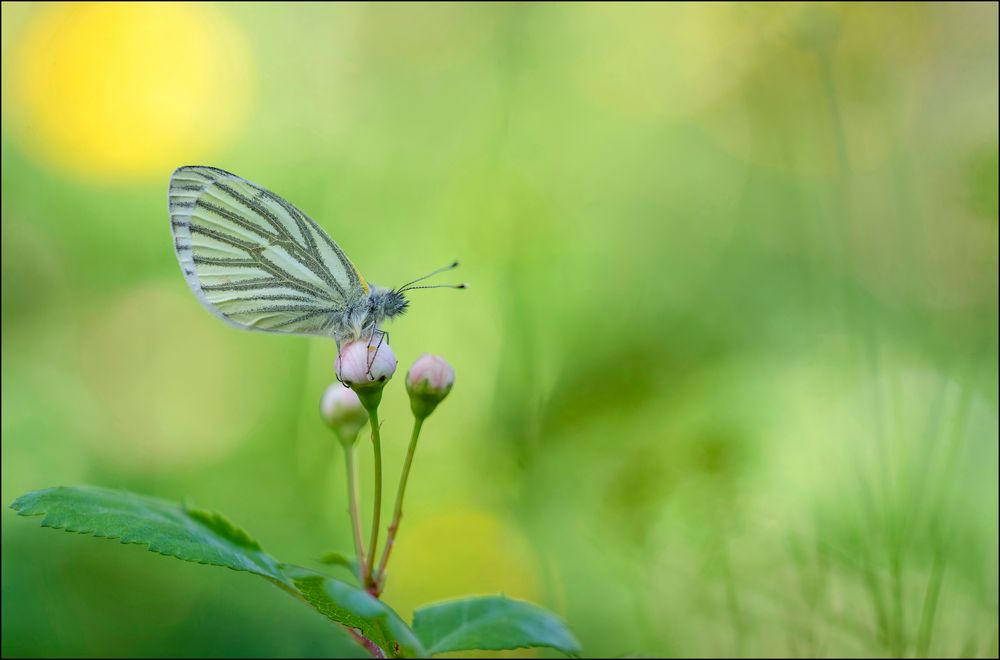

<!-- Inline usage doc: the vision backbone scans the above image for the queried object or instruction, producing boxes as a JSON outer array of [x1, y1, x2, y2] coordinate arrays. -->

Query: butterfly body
[[168, 166, 411, 348], [338, 287, 408, 346]]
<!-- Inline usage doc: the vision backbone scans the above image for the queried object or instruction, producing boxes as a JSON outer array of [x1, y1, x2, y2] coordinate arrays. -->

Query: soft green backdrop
[[2, 2, 997, 657]]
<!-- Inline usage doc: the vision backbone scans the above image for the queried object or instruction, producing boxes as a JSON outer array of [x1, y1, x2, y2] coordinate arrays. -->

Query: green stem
[[376, 416, 424, 591], [342, 442, 367, 582], [363, 407, 382, 592]]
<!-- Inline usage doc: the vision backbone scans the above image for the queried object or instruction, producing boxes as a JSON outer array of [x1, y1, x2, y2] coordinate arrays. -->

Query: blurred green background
[[2, 2, 997, 657]]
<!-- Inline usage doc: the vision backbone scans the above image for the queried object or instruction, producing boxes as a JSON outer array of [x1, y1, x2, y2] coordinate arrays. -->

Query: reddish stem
[[346, 627, 385, 658]]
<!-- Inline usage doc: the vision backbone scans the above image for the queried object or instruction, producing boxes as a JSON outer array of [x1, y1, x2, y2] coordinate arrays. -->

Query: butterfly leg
[[365, 327, 389, 380], [364, 324, 377, 376], [335, 341, 351, 388], [376, 329, 389, 357]]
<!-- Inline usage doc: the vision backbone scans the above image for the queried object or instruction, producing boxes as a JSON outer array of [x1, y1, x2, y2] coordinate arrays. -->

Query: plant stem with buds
[[363, 407, 383, 593], [342, 443, 367, 583], [375, 416, 423, 593]]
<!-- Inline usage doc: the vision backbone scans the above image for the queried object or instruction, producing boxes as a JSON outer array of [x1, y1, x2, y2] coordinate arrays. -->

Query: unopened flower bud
[[320, 384, 368, 445], [405, 354, 454, 420], [336, 339, 397, 410]]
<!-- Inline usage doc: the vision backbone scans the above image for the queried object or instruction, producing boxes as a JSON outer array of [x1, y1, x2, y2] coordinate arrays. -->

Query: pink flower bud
[[320, 383, 368, 444], [335, 339, 397, 410], [335, 340, 398, 388], [405, 354, 454, 419]]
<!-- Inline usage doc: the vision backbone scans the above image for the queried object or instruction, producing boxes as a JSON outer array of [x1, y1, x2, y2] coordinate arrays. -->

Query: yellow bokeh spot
[[381, 509, 542, 624], [10, 2, 251, 179]]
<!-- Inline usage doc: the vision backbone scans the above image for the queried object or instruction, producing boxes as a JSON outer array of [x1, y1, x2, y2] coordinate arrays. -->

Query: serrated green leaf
[[285, 565, 427, 658], [319, 550, 355, 568], [319, 550, 361, 583], [11, 485, 292, 589], [11, 486, 424, 658], [185, 505, 262, 551], [412, 595, 581, 657]]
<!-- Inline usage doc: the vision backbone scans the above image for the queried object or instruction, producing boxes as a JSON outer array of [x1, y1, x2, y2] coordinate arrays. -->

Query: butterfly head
[[372, 287, 409, 321]]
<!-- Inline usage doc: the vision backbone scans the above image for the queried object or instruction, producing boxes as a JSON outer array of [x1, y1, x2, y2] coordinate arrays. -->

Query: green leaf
[[11, 486, 423, 658], [318, 550, 361, 584], [286, 565, 427, 658], [185, 505, 263, 551], [319, 550, 354, 567], [10, 485, 292, 590], [412, 595, 581, 657]]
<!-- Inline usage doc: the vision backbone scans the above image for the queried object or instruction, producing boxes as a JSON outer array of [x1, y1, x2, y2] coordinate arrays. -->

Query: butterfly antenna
[[401, 283, 468, 292], [396, 261, 460, 292]]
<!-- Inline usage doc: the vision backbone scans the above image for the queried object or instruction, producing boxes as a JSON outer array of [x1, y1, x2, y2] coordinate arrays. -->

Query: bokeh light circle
[[77, 283, 269, 471], [10, 3, 252, 179], [381, 510, 542, 620]]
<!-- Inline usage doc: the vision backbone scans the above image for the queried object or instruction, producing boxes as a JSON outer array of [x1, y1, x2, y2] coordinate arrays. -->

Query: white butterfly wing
[[168, 166, 369, 336]]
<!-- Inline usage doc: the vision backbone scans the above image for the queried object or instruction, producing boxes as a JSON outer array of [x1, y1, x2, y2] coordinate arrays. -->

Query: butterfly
[[168, 166, 463, 350]]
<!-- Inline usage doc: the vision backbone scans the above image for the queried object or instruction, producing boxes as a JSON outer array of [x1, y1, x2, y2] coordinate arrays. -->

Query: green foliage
[[184, 505, 264, 552], [286, 567, 427, 658], [11, 486, 579, 658], [319, 550, 361, 584], [11, 486, 421, 657], [10, 486, 290, 589], [413, 595, 581, 656]]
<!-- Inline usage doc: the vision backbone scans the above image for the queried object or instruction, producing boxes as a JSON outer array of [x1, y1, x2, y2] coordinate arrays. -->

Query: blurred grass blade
[[412, 595, 581, 656]]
